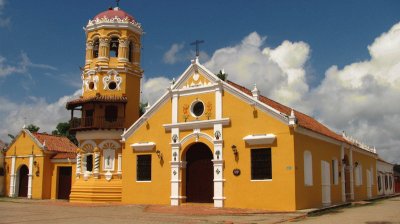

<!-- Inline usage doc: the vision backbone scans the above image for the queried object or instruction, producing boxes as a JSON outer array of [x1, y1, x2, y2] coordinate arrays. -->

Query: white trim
[[99, 139, 121, 149], [51, 158, 76, 163], [180, 132, 214, 145], [80, 140, 97, 148], [9, 156, 16, 197], [250, 179, 273, 182], [304, 150, 313, 186], [130, 142, 156, 151], [295, 127, 342, 146], [243, 134, 276, 145], [163, 118, 230, 131], [27, 155, 33, 199], [136, 181, 152, 183], [172, 93, 178, 123]]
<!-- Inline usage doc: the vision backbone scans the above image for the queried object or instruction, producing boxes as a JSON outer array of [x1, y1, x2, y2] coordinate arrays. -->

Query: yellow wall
[[122, 99, 172, 204], [50, 163, 76, 200], [351, 149, 377, 201]]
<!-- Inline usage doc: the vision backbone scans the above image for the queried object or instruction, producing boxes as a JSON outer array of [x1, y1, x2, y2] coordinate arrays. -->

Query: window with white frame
[[332, 159, 339, 185], [103, 149, 115, 171], [304, 151, 313, 186], [355, 164, 363, 186]]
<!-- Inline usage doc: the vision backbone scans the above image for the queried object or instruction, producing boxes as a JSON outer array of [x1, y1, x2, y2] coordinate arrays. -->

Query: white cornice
[[163, 118, 230, 131], [130, 142, 156, 151], [85, 22, 142, 35], [243, 134, 276, 145]]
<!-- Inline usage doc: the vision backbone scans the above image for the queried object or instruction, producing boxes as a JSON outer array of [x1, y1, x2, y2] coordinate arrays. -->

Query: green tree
[[216, 70, 227, 81], [26, 124, 40, 133], [52, 122, 78, 146]]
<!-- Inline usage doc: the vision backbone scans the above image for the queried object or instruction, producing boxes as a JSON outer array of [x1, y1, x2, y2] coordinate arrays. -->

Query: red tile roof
[[66, 95, 128, 109], [32, 133, 77, 153], [227, 81, 345, 142]]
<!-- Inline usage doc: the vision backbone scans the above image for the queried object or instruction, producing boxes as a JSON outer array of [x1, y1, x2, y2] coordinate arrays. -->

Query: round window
[[89, 82, 95, 90], [108, 81, 117, 90], [191, 101, 204, 117]]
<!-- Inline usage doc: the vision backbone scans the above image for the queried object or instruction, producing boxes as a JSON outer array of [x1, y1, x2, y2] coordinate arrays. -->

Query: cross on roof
[[116, 0, 120, 7], [190, 40, 205, 57]]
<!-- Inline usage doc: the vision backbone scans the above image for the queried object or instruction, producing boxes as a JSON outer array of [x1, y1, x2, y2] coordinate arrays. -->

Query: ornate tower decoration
[[67, 6, 143, 133], [66, 5, 143, 202]]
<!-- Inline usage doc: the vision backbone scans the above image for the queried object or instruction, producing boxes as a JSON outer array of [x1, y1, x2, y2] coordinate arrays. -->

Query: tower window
[[129, 42, 133, 62], [86, 154, 93, 172], [105, 105, 118, 122], [93, 39, 99, 58], [110, 37, 119, 57], [89, 82, 95, 90], [108, 81, 117, 90]]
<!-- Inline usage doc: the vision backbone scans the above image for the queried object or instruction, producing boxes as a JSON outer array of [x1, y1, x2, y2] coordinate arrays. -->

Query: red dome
[[94, 7, 135, 22]]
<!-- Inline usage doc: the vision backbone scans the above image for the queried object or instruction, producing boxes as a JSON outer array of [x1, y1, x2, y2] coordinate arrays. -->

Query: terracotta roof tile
[[32, 133, 77, 153], [227, 80, 345, 142], [66, 95, 128, 109]]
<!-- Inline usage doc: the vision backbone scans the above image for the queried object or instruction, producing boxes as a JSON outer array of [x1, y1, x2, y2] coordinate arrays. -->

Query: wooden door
[[18, 165, 29, 197], [186, 143, 213, 203], [57, 167, 72, 200]]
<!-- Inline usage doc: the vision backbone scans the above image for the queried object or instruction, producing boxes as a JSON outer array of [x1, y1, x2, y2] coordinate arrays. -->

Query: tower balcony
[[70, 116, 125, 132]]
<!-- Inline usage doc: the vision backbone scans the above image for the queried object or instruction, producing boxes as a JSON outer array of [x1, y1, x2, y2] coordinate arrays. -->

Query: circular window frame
[[89, 82, 95, 90], [108, 81, 117, 90], [190, 100, 205, 118]]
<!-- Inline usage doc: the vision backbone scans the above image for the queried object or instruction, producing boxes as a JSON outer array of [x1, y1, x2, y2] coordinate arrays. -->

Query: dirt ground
[[0, 196, 399, 224]]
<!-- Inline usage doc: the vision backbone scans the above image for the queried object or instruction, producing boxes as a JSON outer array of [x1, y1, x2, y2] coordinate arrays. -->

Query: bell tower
[[66, 6, 143, 203]]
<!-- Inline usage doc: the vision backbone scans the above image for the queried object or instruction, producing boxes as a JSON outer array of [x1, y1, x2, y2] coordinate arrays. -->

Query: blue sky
[[1, 0, 400, 163]]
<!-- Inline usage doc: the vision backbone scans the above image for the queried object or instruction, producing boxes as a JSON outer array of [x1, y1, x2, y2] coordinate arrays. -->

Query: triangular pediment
[[173, 58, 220, 90]]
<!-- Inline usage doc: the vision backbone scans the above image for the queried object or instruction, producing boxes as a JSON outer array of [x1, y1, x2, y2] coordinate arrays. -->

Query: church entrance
[[57, 167, 72, 200], [185, 143, 213, 203], [18, 165, 29, 197]]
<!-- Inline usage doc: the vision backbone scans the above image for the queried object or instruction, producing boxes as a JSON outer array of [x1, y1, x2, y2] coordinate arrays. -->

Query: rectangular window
[[137, 155, 151, 181], [251, 148, 272, 180], [103, 149, 115, 171]]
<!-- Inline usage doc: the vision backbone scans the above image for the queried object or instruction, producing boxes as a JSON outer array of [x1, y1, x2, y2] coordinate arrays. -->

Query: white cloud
[[0, 0, 10, 27], [0, 52, 57, 78], [205, 32, 310, 109], [163, 43, 185, 64], [0, 90, 81, 143], [141, 76, 171, 105], [309, 22, 400, 163], [163, 43, 210, 64]]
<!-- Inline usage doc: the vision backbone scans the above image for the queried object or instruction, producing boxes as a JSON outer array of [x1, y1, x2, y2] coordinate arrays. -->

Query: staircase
[[69, 178, 122, 203]]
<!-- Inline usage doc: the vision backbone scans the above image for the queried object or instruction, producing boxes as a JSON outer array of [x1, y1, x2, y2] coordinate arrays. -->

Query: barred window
[[137, 155, 151, 181], [251, 148, 272, 180], [86, 154, 93, 172]]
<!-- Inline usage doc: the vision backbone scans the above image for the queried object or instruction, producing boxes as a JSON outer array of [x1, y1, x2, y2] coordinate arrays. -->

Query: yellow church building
[[1, 5, 393, 212]]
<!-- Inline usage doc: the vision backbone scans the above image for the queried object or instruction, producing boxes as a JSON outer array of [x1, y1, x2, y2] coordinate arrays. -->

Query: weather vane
[[190, 40, 205, 57], [116, 0, 120, 7]]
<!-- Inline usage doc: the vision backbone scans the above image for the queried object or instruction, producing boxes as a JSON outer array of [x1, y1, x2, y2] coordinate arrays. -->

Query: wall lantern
[[156, 150, 163, 159], [172, 134, 178, 143], [215, 150, 221, 160], [214, 131, 221, 140], [231, 145, 238, 155], [354, 161, 359, 167], [173, 152, 178, 161]]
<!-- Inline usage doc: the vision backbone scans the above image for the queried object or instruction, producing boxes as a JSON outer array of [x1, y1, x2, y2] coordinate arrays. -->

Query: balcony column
[[118, 38, 129, 63], [93, 147, 100, 179], [117, 153, 122, 178], [98, 37, 110, 62], [85, 41, 94, 65], [76, 148, 82, 179]]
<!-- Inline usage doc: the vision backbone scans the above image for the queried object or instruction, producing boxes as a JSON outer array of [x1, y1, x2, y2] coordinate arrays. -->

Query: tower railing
[[70, 116, 125, 131]]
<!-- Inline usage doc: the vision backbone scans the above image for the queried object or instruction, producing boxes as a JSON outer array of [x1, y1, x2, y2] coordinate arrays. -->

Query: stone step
[[69, 178, 122, 203]]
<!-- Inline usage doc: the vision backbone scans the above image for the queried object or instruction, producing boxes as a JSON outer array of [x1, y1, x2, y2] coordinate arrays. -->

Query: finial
[[251, 84, 260, 100], [190, 40, 205, 58], [23, 117, 27, 129], [289, 108, 297, 126]]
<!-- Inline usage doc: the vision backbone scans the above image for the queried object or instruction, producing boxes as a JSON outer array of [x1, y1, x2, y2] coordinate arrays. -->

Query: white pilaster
[[9, 156, 16, 197], [172, 93, 179, 123], [170, 143, 182, 206], [213, 139, 225, 207], [76, 153, 81, 179], [340, 144, 346, 202], [215, 84, 222, 119], [349, 148, 354, 200], [27, 155, 34, 199], [117, 153, 122, 178], [212, 159, 225, 208], [93, 152, 100, 179]]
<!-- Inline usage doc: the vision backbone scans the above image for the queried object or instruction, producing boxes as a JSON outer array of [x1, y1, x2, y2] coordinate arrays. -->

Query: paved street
[[0, 196, 399, 224]]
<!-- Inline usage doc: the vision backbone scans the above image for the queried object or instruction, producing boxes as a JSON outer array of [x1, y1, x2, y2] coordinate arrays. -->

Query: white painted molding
[[130, 142, 156, 151], [163, 118, 230, 131], [243, 134, 276, 145]]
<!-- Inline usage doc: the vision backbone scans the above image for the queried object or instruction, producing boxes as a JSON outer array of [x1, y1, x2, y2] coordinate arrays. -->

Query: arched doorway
[[18, 165, 29, 197], [343, 155, 351, 201], [185, 142, 213, 203]]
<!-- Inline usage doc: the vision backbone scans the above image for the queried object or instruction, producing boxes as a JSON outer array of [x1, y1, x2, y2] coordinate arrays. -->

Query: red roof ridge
[[226, 80, 345, 143]]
